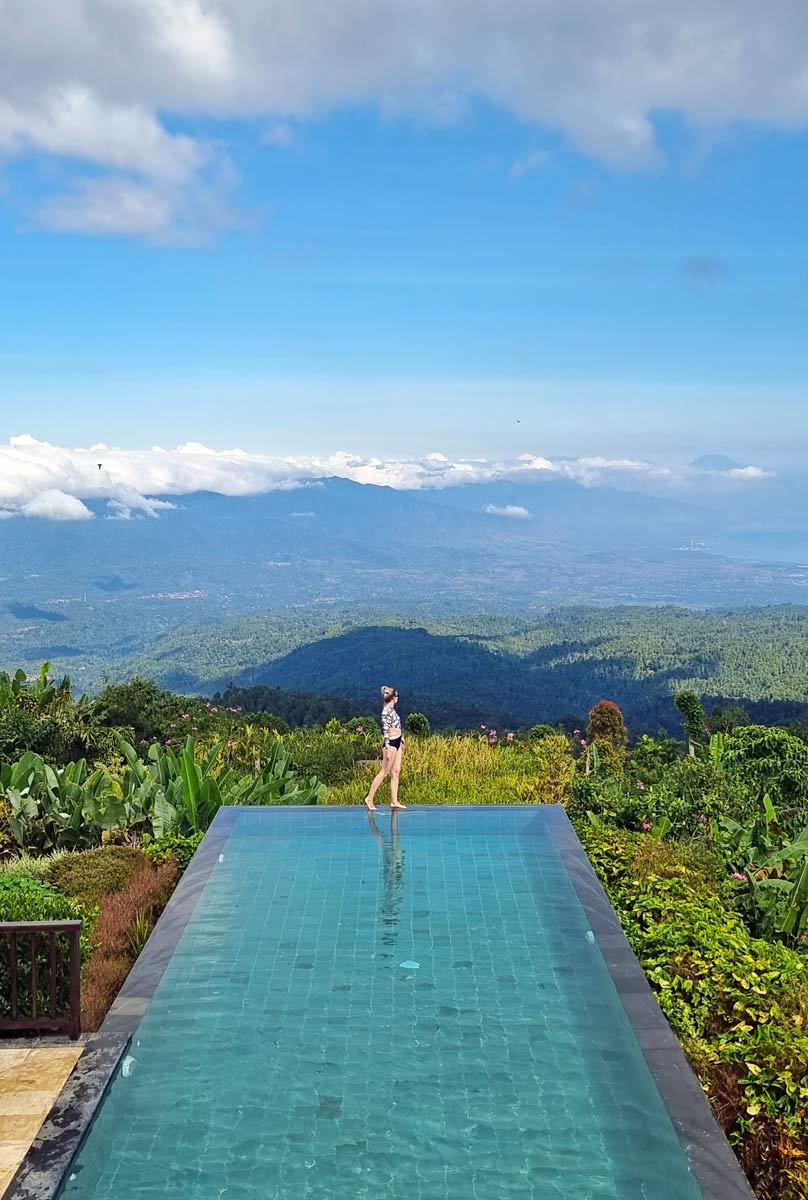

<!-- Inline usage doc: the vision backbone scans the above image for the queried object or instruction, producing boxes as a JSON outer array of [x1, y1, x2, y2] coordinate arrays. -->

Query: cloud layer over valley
[[0, 435, 773, 521]]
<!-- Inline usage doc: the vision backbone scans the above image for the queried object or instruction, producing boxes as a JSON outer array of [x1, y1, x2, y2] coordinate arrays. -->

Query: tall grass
[[0, 848, 70, 880], [325, 737, 540, 805]]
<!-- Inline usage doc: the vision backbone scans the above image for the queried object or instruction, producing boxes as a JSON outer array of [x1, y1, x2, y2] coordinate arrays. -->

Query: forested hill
[[133, 605, 808, 733]]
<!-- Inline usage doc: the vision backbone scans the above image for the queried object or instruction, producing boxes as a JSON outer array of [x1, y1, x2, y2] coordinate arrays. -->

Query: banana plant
[[715, 792, 779, 865], [0, 669, 28, 711], [121, 734, 324, 835], [1, 731, 326, 854], [1, 752, 126, 851], [709, 731, 729, 769], [650, 815, 672, 841], [719, 792, 808, 944], [758, 824, 808, 942], [0, 662, 76, 713]]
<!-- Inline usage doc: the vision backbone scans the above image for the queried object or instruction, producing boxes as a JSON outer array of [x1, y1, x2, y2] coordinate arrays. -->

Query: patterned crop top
[[381, 702, 402, 739]]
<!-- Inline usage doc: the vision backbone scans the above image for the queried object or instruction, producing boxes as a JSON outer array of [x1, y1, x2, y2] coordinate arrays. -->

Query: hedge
[[47, 846, 149, 907], [144, 832, 204, 872], [0, 875, 90, 1021]]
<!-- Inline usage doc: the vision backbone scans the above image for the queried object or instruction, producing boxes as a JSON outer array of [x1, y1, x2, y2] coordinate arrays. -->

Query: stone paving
[[0, 1048, 82, 1197]]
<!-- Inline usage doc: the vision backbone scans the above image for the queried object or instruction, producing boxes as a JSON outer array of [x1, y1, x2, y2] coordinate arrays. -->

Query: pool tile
[[53, 810, 711, 1199]]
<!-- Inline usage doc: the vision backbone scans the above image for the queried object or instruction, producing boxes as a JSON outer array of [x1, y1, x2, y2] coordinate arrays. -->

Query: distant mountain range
[[2, 472, 808, 690]]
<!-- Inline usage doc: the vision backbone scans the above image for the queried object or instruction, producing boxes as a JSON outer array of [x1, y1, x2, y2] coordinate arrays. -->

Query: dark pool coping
[[6, 805, 754, 1200], [540, 804, 754, 1200]]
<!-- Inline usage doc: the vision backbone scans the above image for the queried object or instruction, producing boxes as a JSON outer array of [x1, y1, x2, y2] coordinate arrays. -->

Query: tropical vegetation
[[0, 666, 807, 1196]]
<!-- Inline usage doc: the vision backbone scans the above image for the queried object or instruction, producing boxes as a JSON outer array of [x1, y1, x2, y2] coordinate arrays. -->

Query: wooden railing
[[0, 921, 81, 1040]]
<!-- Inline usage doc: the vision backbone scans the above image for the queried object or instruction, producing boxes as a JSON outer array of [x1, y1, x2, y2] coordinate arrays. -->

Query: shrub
[[0, 795, 14, 856], [0, 704, 128, 769], [590, 740, 624, 777], [47, 846, 148, 907], [566, 774, 640, 829], [144, 832, 204, 872], [581, 826, 808, 1200], [89, 862, 178, 958], [0, 875, 90, 1021], [0, 873, 85, 923], [405, 712, 431, 737], [568, 757, 749, 838], [81, 861, 178, 1032], [0, 708, 48, 761], [80, 954, 131, 1032], [346, 716, 377, 735], [0, 849, 70, 881], [527, 734, 575, 806], [528, 724, 558, 741], [283, 726, 380, 786], [625, 732, 681, 788]]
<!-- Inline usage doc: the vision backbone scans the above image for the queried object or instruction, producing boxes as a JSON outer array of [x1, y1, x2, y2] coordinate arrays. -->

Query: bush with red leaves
[[81, 862, 178, 1032]]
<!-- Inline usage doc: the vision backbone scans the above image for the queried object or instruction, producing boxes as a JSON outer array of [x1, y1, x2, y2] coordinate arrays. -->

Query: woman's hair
[[381, 685, 398, 703]]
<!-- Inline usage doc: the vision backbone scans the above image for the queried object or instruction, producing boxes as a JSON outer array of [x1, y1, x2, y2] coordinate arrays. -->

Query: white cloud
[[21, 489, 93, 521], [509, 149, 551, 181], [263, 122, 295, 148], [485, 504, 531, 518], [728, 465, 773, 481], [0, 435, 773, 521], [3, 2, 808, 237], [0, 83, 220, 240], [0, 88, 202, 181], [37, 177, 177, 238]]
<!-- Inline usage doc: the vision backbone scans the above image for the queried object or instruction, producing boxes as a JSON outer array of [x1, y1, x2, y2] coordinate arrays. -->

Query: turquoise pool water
[[60, 808, 702, 1199]]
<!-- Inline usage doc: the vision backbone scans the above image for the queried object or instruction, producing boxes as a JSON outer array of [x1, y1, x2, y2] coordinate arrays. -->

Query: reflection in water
[[367, 810, 405, 948]]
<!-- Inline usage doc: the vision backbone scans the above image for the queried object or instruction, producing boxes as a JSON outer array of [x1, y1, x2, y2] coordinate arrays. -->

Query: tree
[[587, 700, 628, 753], [722, 725, 808, 811], [405, 712, 431, 737], [93, 678, 186, 742], [528, 724, 557, 741], [626, 732, 680, 787], [709, 703, 749, 735], [674, 690, 707, 756]]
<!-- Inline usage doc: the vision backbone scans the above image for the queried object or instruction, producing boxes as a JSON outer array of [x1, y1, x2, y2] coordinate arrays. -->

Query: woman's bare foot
[[364, 798, 377, 811], [390, 802, 407, 810]]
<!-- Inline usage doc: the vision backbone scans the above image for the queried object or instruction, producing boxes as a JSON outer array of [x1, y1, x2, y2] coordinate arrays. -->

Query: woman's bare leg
[[365, 749, 392, 810], [390, 746, 406, 809]]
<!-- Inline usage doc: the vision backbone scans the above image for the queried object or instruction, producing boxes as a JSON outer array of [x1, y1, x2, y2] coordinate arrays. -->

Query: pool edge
[[4, 807, 238, 1200], [542, 805, 755, 1200]]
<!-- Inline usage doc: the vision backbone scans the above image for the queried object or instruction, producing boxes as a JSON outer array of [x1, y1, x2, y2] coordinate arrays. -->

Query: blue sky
[[1, 2, 807, 468]]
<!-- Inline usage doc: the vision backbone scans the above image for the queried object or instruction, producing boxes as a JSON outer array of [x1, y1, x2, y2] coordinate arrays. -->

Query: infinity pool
[[59, 807, 703, 1199]]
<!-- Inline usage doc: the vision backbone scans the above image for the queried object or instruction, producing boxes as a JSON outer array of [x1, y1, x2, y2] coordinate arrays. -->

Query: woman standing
[[364, 685, 407, 811]]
